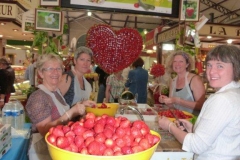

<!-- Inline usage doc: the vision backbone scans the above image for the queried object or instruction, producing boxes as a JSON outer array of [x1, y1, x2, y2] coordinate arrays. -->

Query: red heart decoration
[[87, 24, 143, 74]]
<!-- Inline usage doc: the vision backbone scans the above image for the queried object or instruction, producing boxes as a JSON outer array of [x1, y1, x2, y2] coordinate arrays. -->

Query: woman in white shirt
[[158, 45, 240, 160]]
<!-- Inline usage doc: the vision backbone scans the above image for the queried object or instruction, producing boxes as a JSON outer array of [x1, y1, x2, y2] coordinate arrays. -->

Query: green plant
[[32, 30, 58, 54], [175, 23, 196, 56]]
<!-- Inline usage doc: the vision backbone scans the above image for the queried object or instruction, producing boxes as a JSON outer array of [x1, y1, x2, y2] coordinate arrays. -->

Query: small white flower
[[45, 14, 55, 25]]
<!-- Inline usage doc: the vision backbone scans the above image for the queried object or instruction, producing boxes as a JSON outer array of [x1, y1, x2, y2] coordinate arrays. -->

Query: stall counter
[[151, 128, 194, 160], [1, 123, 31, 160]]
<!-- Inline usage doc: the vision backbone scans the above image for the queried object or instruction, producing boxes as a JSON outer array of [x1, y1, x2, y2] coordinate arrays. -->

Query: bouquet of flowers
[[150, 63, 165, 77]]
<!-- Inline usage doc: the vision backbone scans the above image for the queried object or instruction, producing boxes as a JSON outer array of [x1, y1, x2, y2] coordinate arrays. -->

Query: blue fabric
[[2, 123, 31, 160], [125, 67, 148, 103]]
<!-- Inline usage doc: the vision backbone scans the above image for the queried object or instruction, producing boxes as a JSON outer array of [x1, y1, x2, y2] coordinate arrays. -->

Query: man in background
[[0, 57, 15, 104]]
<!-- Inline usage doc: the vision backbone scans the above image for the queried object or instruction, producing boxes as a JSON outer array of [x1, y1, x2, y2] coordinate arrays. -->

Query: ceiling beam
[[92, 13, 109, 24], [134, 17, 137, 28], [200, 0, 227, 12], [109, 14, 113, 25], [124, 16, 129, 27], [200, 0, 239, 17]]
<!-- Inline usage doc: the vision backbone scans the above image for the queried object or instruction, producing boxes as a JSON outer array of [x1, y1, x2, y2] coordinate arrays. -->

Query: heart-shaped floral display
[[87, 24, 143, 74]]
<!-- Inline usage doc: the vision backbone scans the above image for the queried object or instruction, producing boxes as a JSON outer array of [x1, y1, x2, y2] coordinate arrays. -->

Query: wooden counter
[[147, 121, 194, 160]]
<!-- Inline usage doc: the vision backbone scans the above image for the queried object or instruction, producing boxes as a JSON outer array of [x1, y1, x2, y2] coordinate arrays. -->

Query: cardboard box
[[0, 136, 11, 159], [0, 124, 11, 142]]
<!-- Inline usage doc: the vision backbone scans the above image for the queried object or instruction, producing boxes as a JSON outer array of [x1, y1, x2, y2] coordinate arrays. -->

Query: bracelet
[[168, 122, 175, 134], [65, 111, 70, 121]]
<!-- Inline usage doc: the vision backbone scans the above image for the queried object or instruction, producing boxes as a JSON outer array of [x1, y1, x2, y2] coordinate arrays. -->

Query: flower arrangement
[[150, 63, 165, 77]]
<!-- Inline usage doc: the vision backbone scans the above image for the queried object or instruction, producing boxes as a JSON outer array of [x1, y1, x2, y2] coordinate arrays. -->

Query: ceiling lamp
[[146, 50, 153, 54], [143, 29, 148, 35], [13, 29, 18, 31], [87, 11, 92, 16], [0, 22, 6, 25], [227, 39, 232, 44], [153, 46, 157, 51], [0, 35, 3, 38], [207, 36, 212, 39]]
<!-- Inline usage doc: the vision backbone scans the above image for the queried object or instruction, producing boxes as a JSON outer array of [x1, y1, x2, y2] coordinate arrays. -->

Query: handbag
[[110, 91, 118, 103]]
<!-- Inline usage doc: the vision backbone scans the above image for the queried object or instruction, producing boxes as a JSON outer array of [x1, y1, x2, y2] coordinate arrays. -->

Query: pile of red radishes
[[47, 113, 160, 156]]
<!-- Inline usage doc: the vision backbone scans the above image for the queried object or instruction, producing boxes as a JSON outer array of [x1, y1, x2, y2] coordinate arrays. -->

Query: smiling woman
[[25, 53, 96, 160]]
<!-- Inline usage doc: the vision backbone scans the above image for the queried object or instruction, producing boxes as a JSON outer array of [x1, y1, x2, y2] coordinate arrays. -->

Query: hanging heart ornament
[[86, 24, 143, 73]]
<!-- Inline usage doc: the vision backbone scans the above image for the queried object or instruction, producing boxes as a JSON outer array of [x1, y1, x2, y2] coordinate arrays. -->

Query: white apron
[[28, 85, 70, 160]]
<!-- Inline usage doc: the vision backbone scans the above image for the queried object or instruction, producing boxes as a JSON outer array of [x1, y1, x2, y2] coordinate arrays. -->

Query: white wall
[[5, 49, 26, 65], [141, 56, 156, 71]]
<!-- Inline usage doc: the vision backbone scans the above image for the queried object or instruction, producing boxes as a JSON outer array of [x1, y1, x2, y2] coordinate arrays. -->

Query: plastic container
[[11, 102, 21, 130], [86, 103, 119, 117], [2, 103, 12, 125], [9, 99, 25, 130], [45, 130, 161, 160], [17, 100, 25, 130]]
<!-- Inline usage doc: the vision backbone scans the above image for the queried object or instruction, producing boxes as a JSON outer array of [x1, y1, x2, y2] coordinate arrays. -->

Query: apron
[[71, 76, 92, 106], [28, 85, 70, 160], [170, 72, 198, 115]]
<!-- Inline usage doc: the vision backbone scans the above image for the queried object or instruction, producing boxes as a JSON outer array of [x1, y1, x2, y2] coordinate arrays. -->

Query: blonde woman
[[159, 51, 205, 115]]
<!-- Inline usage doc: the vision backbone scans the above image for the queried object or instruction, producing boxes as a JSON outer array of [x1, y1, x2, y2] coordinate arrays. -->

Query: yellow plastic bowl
[[86, 103, 119, 117], [45, 130, 160, 160], [168, 111, 194, 122]]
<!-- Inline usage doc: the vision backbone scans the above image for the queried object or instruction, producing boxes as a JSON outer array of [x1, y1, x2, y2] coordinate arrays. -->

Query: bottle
[[11, 102, 21, 130], [17, 100, 25, 130], [2, 103, 13, 125]]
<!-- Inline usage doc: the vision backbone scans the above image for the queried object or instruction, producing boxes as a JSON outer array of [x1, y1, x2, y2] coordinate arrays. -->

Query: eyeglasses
[[42, 67, 63, 73]]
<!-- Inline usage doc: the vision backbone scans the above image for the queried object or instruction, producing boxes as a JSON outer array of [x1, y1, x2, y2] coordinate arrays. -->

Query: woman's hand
[[74, 102, 86, 115], [160, 96, 179, 105], [177, 119, 193, 133], [159, 95, 168, 103], [158, 116, 172, 131], [81, 100, 96, 108]]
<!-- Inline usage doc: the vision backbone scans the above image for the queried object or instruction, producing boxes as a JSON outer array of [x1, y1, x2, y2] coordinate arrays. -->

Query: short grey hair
[[36, 53, 63, 71], [74, 46, 93, 60]]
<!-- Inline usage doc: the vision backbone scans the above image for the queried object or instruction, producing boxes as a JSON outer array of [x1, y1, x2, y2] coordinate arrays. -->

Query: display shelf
[[11, 65, 26, 83]]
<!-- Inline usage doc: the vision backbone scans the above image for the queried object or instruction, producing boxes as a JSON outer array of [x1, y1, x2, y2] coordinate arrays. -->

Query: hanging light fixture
[[87, 11, 92, 16], [153, 46, 157, 51], [227, 39, 232, 44], [143, 29, 148, 35], [207, 36, 212, 39]]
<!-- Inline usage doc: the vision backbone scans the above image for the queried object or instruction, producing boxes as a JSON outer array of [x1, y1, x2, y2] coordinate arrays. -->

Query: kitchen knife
[[169, 108, 188, 132]]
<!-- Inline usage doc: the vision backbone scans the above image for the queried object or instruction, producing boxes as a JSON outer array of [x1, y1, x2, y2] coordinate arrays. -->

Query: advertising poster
[[70, 0, 173, 14]]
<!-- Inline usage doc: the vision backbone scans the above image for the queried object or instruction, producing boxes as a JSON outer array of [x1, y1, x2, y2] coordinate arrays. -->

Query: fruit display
[[45, 113, 161, 160], [92, 103, 110, 109], [158, 109, 193, 121], [14, 80, 31, 95], [11, 65, 26, 83], [86, 103, 119, 117], [150, 63, 165, 77]]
